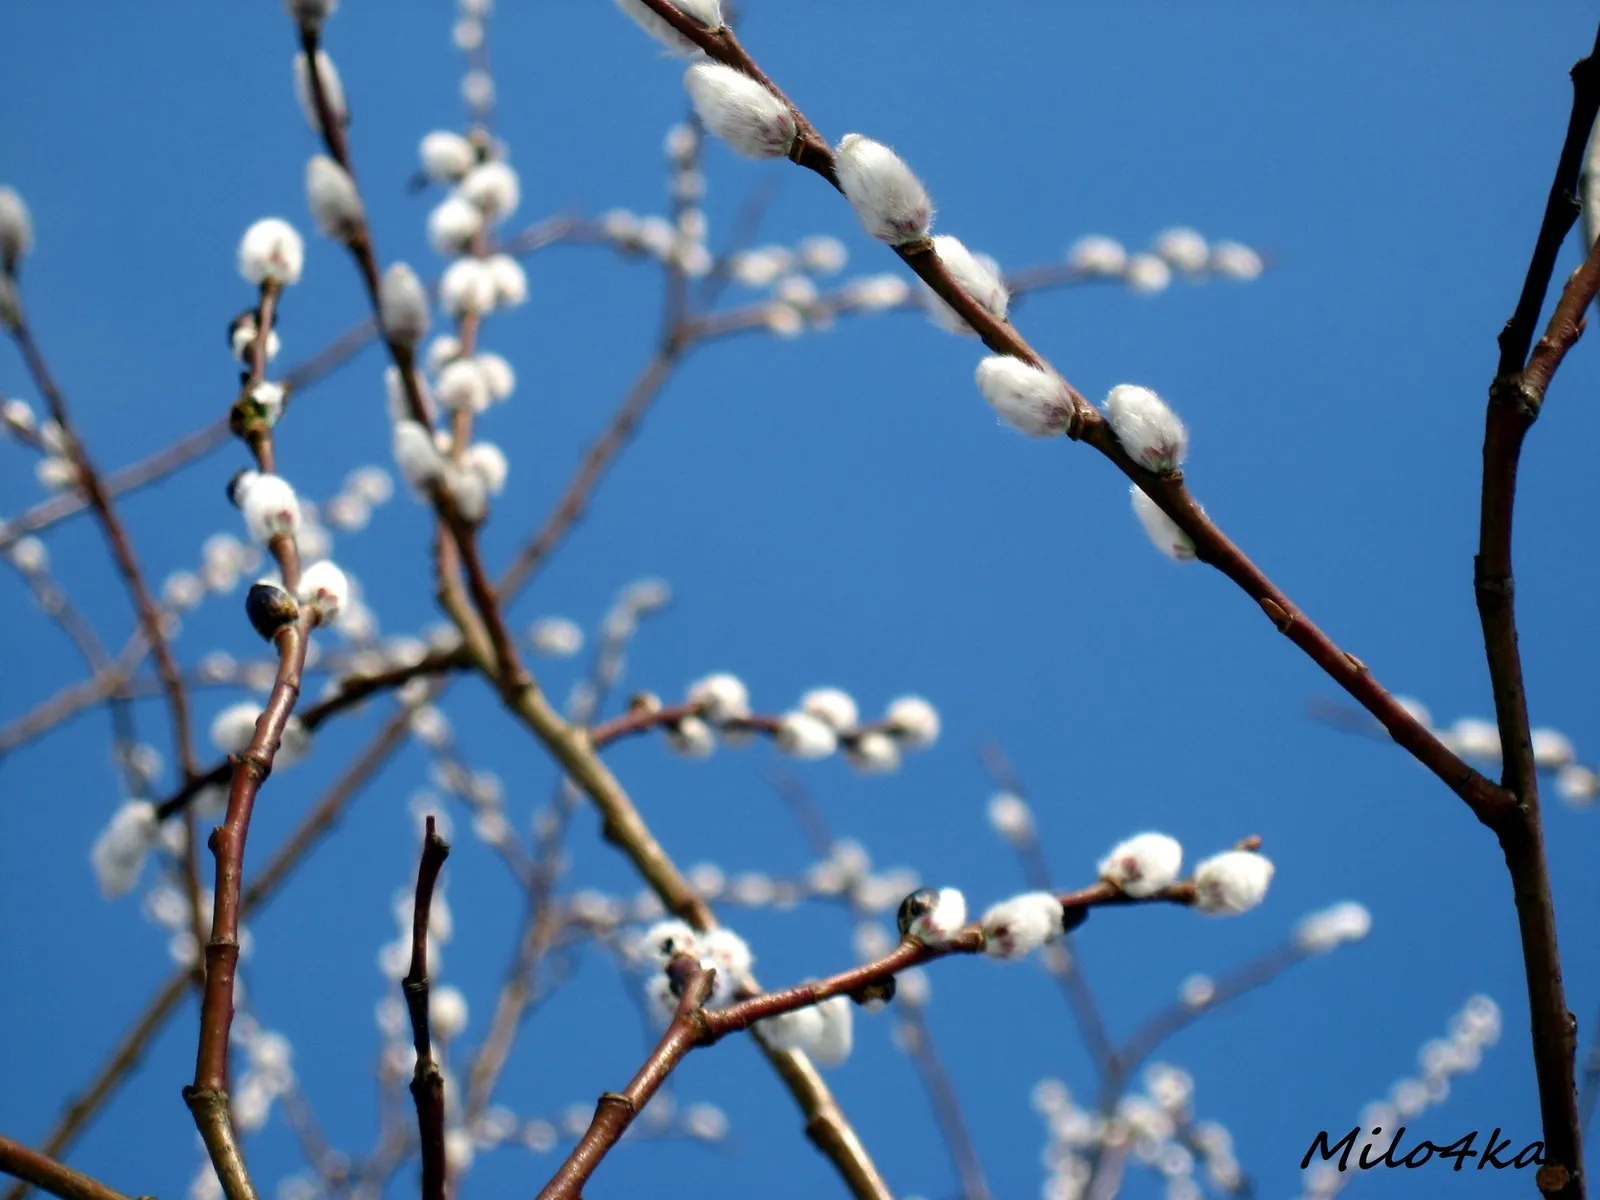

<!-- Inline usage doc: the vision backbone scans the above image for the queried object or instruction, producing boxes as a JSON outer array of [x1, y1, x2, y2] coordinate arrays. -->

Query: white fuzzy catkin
[[0, 186, 33, 268], [975, 356, 1073, 437], [1131, 486, 1196, 561], [379, 263, 430, 346], [614, 0, 722, 53], [459, 161, 520, 222], [428, 196, 483, 256], [91, 801, 159, 899], [885, 695, 939, 748], [776, 711, 838, 759], [238, 218, 305, 286], [305, 156, 364, 240], [485, 255, 527, 307], [1098, 832, 1183, 898], [1585, 108, 1600, 251], [1192, 850, 1275, 915], [667, 714, 716, 758], [1068, 235, 1127, 276], [420, 131, 476, 182], [684, 63, 796, 158], [904, 887, 967, 946], [464, 442, 508, 494], [1530, 727, 1576, 769], [846, 731, 900, 774], [234, 473, 302, 544], [1293, 901, 1372, 953], [800, 687, 858, 732], [436, 359, 491, 413], [834, 134, 933, 246], [210, 702, 264, 754], [1210, 241, 1264, 280], [430, 986, 469, 1039], [981, 892, 1065, 959], [986, 792, 1034, 843], [440, 258, 496, 316], [1154, 227, 1209, 273], [687, 673, 749, 722], [1105, 384, 1187, 472], [923, 234, 1008, 334], [297, 560, 350, 621], [476, 353, 516, 402], [293, 49, 346, 135], [393, 421, 446, 488]]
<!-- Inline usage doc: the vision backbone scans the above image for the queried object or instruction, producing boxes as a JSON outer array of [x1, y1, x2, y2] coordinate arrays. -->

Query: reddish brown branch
[[0, 1136, 139, 1200], [1471, 28, 1600, 1200], [402, 817, 452, 1200], [535, 962, 717, 1200]]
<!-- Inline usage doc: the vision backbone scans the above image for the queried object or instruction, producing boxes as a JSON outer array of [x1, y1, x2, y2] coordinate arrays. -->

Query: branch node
[[1258, 596, 1294, 632]]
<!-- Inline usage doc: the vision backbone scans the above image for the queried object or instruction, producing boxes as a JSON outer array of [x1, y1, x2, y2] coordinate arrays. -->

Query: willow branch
[[1471, 27, 1600, 1200], [0, 1136, 140, 1200], [535, 962, 717, 1200], [893, 1008, 991, 1200], [632, 0, 1511, 832], [403, 817, 451, 1200]]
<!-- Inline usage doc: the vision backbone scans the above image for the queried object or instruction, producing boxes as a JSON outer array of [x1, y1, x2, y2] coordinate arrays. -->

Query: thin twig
[[402, 817, 452, 1200], [0, 1136, 140, 1200]]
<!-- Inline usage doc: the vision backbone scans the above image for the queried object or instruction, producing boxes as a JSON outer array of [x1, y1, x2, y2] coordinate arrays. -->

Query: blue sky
[[3, 3, 1599, 1199]]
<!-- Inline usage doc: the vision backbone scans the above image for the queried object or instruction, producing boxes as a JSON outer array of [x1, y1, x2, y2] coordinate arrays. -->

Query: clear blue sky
[[3, 4, 1599, 1199]]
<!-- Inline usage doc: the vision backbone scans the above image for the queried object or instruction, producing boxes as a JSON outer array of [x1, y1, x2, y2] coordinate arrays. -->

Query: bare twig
[[894, 1008, 991, 1200], [402, 817, 452, 1200], [0, 1136, 140, 1200]]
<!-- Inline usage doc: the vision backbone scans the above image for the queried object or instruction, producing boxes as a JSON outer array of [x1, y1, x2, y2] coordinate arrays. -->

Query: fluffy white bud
[[528, 616, 584, 657], [834, 134, 936, 248], [699, 927, 752, 1005], [229, 314, 281, 363], [668, 714, 716, 758], [1192, 850, 1275, 915], [1131, 486, 1197, 561], [243, 382, 287, 427], [464, 441, 508, 494], [986, 792, 1034, 843], [614, 0, 722, 53], [305, 156, 364, 240], [798, 234, 848, 275], [91, 801, 159, 898], [639, 919, 700, 967], [1556, 764, 1598, 806], [1068, 235, 1127, 276], [981, 892, 1065, 959], [210, 702, 263, 755], [846, 731, 900, 774], [800, 687, 857, 732], [899, 886, 967, 946], [439, 258, 496, 317], [9, 535, 47, 574], [293, 49, 346, 135], [459, 162, 520, 222], [1447, 717, 1500, 760], [975, 356, 1073, 437], [1293, 901, 1372, 953], [485, 254, 527, 307], [1125, 253, 1172, 294], [430, 985, 469, 1039], [687, 673, 749, 722], [923, 234, 1008, 334], [884, 695, 939, 749], [2, 396, 36, 438], [428, 196, 483, 256], [238, 218, 305, 286], [446, 466, 488, 523], [297, 560, 350, 621], [1098, 832, 1183, 898], [777, 712, 837, 759], [1530, 727, 1576, 769], [393, 420, 446, 488], [1153, 227, 1208, 273], [437, 358, 491, 413], [476, 352, 515, 401], [233, 472, 302, 544], [1105, 384, 1187, 472], [759, 995, 852, 1067], [379, 263, 430, 346], [684, 63, 796, 159], [0, 186, 33, 269], [1210, 241, 1264, 281], [420, 131, 476, 183]]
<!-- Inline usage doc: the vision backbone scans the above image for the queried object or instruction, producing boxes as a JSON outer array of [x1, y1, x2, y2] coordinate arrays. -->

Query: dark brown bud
[[246, 581, 299, 641]]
